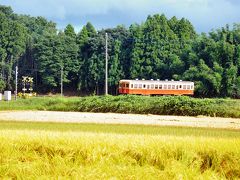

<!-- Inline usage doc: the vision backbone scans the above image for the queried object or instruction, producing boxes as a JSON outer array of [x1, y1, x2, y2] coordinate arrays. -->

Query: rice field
[[0, 121, 240, 179]]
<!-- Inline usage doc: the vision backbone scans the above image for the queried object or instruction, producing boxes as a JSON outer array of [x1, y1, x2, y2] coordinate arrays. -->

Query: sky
[[1, 0, 240, 33]]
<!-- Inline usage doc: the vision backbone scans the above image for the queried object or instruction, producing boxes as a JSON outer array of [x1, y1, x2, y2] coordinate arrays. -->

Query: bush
[[0, 95, 240, 118]]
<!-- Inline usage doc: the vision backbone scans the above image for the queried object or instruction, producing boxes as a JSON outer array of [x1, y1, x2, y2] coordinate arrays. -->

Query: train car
[[119, 79, 194, 95]]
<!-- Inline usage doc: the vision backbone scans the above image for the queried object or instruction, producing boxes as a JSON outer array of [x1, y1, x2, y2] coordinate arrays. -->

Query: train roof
[[119, 79, 194, 84]]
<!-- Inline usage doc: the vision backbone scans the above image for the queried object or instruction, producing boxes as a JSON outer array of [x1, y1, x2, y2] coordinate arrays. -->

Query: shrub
[[1, 95, 240, 118]]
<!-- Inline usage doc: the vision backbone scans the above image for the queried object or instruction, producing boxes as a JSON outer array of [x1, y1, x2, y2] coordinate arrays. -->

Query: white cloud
[[1, 0, 240, 32]]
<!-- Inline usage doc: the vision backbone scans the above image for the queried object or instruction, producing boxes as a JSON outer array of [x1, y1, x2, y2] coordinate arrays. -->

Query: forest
[[0, 5, 240, 97]]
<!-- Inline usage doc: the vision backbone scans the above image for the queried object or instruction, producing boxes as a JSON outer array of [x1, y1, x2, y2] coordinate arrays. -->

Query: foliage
[[0, 78, 6, 91], [0, 5, 240, 97], [0, 96, 240, 118]]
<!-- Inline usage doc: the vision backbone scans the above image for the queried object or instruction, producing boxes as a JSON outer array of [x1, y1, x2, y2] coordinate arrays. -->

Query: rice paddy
[[0, 121, 240, 179]]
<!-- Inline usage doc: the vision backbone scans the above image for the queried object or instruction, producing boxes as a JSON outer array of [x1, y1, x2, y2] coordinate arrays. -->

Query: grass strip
[[0, 95, 240, 118]]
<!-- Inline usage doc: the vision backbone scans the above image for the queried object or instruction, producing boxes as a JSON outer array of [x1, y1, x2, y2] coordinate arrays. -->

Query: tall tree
[[0, 7, 27, 90], [109, 40, 123, 94], [62, 25, 79, 89]]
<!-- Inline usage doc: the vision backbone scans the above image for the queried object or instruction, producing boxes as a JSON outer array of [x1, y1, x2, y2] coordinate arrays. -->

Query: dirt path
[[0, 111, 240, 129]]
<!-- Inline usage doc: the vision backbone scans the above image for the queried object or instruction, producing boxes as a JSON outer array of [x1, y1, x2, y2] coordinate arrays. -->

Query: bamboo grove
[[0, 5, 240, 97]]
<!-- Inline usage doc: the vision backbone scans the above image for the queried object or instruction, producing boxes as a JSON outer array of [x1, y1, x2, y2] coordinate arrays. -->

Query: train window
[[143, 84, 146, 88], [187, 85, 190, 89], [126, 84, 129, 88], [179, 85, 182, 89], [159, 85, 163, 89], [134, 84, 138, 88], [191, 85, 193, 90], [155, 85, 158, 89], [131, 84, 133, 88], [147, 85, 150, 89], [183, 85, 186, 89], [168, 85, 171, 89], [139, 84, 142, 88], [176, 85, 178, 89], [164, 85, 167, 89], [151, 84, 154, 89], [172, 85, 175, 89]]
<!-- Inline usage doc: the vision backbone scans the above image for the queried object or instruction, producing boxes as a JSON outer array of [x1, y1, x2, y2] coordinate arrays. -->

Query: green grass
[[0, 121, 240, 179], [1, 95, 240, 118]]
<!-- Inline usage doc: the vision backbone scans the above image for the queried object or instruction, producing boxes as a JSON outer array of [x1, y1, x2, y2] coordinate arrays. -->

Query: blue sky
[[1, 0, 240, 33]]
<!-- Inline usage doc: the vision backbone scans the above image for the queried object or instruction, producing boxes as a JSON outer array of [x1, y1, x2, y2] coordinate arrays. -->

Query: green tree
[[64, 24, 76, 38], [0, 78, 6, 92], [109, 40, 123, 94], [129, 24, 145, 79], [0, 7, 27, 90], [76, 23, 97, 93], [34, 33, 64, 92], [62, 25, 79, 89]]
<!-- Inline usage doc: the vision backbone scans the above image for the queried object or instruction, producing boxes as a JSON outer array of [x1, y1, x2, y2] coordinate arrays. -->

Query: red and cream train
[[119, 79, 194, 95]]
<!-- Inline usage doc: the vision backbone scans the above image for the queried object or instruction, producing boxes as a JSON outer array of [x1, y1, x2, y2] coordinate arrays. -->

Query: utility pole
[[61, 66, 63, 97], [105, 32, 108, 95], [15, 66, 18, 100]]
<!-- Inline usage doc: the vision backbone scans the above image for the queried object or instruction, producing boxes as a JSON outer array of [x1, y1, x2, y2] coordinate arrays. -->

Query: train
[[119, 79, 194, 95]]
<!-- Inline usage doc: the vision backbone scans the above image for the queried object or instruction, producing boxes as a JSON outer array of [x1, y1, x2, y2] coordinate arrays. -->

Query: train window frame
[[155, 84, 158, 89], [176, 85, 179, 89], [172, 85, 175, 89], [134, 84, 138, 89], [164, 85, 167, 89], [151, 84, 154, 89], [159, 85, 163, 89], [147, 85, 150, 89], [183, 85, 186, 89], [131, 84, 133, 88], [168, 85, 171, 89], [139, 84, 142, 89], [187, 85, 190, 90]]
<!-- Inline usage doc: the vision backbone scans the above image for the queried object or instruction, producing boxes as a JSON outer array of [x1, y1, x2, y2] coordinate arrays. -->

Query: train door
[[124, 83, 129, 94], [119, 82, 124, 94]]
